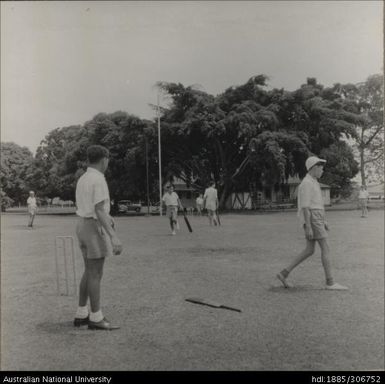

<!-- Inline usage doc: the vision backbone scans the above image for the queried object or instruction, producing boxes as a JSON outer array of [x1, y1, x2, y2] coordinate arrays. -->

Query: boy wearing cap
[[276, 156, 348, 290]]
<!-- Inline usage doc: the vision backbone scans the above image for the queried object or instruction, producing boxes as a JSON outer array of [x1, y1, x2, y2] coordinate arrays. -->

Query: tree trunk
[[219, 180, 233, 209], [359, 128, 366, 187]]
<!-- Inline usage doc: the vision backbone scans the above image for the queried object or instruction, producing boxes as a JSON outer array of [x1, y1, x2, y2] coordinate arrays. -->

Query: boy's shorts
[[359, 198, 367, 208], [28, 207, 37, 215], [207, 209, 216, 216], [76, 218, 113, 259], [304, 209, 328, 240], [166, 205, 178, 220]]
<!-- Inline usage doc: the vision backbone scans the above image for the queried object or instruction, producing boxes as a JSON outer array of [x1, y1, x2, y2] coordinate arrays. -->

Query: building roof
[[367, 183, 384, 193]]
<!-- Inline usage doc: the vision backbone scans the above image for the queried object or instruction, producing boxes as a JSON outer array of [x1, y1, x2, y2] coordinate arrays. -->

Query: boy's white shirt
[[76, 167, 110, 219], [27, 197, 37, 208], [297, 173, 324, 224], [204, 187, 218, 210], [358, 190, 369, 199], [162, 191, 179, 206]]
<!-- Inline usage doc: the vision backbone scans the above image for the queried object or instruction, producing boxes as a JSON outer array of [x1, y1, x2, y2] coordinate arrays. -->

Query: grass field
[[1, 211, 384, 371]]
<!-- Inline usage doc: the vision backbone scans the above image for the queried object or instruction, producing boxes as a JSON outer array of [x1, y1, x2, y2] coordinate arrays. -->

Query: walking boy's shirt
[[297, 173, 327, 240], [297, 173, 324, 223]]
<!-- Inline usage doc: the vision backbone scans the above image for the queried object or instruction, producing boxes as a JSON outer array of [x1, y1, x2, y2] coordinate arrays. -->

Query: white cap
[[305, 156, 326, 171]]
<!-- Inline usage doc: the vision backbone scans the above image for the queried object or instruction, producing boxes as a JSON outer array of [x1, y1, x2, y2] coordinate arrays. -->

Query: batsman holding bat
[[162, 184, 183, 235]]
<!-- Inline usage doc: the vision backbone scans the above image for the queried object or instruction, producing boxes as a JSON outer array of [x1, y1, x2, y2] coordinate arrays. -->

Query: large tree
[[156, 76, 360, 206], [29, 112, 159, 203], [336, 74, 384, 185], [0, 142, 34, 204]]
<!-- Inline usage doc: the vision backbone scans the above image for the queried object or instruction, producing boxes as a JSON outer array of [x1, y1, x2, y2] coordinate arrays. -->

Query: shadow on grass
[[9, 225, 40, 230], [268, 285, 325, 293], [36, 321, 95, 336]]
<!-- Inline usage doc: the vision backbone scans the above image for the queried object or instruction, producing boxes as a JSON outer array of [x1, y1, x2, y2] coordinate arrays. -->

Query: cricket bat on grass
[[186, 297, 241, 312]]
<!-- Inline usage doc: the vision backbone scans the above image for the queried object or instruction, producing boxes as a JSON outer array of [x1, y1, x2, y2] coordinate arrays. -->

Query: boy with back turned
[[74, 145, 123, 330]]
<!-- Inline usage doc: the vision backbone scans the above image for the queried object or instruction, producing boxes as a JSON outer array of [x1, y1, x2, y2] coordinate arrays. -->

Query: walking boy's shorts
[[76, 218, 113, 259], [166, 205, 178, 221], [304, 209, 328, 240]]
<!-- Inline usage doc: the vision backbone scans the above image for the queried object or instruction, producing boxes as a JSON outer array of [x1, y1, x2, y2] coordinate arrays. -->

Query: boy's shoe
[[171, 230, 176, 235], [276, 273, 292, 288], [88, 318, 120, 331], [325, 283, 348, 291], [74, 316, 89, 327]]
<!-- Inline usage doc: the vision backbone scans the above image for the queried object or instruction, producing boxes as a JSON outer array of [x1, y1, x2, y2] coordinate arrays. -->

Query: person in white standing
[[358, 185, 369, 218], [74, 145, 123, 330], [276, 156, 348, 291], [27, 191, 37, 228], [196, 193, 204, 216], [162, 184, 183, 235], [203, 181, 219, 226]]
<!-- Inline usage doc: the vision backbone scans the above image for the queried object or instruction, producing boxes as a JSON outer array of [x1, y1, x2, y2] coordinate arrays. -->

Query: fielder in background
[[162, 184, 183, 235], [27, 191, 37, 228], [358, 185, 369, 218], [203, 181, 219, 226], [74, 145, 123, 331], [196, 193, 204, 216], [276, 156, 348, 291]]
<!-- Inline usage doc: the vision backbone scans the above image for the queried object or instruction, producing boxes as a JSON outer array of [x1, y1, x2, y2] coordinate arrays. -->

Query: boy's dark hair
[[87, 145, 109, 164], [210, 180, 215, 186]]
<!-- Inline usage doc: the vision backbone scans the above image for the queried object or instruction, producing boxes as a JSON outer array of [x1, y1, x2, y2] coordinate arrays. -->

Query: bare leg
[[78, 250, 88, 307], [285, 240, 316, 273], [317, 239, 333, 285], [86, 258, 105, 313]]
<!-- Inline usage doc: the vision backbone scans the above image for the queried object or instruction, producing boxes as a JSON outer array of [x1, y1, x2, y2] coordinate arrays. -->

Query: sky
[[1, 1, 383, 153]]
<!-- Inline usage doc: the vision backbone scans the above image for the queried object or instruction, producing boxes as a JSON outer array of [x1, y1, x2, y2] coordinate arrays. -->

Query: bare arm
[[303, 207, 313, 240], [95, 201, 122, 255]]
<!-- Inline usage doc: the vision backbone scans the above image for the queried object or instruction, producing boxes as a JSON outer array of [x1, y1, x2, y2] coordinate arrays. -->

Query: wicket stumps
[[55, 236, 77, 296]]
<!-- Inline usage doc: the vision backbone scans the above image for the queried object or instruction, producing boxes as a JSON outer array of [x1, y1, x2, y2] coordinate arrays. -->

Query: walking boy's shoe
[[88, 318, 120, 331], [73, 316, 89, 327], [325, 283, 348, 290], [276, 273, 292, 288], [171, 230, 176, 235]]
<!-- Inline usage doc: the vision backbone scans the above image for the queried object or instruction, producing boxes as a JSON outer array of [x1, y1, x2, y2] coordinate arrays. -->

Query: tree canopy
[[2, 73, 375, 207]]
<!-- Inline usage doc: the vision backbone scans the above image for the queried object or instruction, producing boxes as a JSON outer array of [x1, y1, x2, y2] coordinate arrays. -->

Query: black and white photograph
[[1, 0, 384, 377]]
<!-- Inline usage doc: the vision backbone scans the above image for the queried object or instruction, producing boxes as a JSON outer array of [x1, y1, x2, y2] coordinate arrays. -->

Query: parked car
[[149, 201, 165, 214], [117, 200, 142, 213]]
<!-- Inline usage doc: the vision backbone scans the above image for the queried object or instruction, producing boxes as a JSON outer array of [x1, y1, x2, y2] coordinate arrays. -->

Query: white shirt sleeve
[[92, 180, 109, 206], [298, 182, 312, 209]]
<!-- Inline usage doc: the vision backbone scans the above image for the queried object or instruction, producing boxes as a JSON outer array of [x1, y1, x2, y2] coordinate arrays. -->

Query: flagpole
[[157, 92, 162, 216]]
